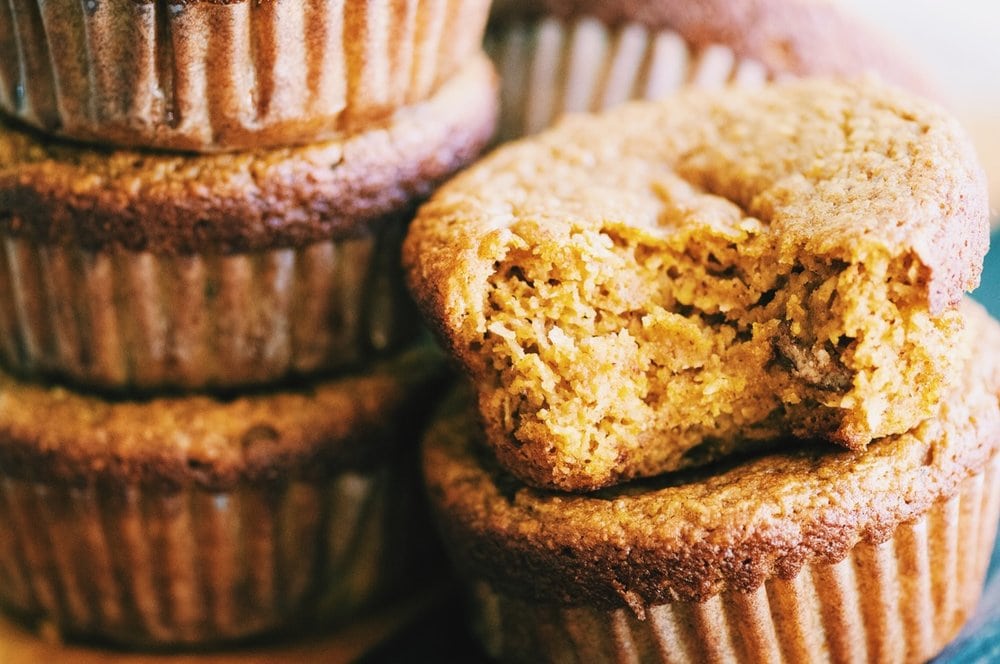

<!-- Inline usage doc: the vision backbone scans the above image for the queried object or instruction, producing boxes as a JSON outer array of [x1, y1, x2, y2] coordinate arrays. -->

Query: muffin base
[[471, 455, 1000, 664], [0, 463, 437, 647], [0, 220, 416, 392]]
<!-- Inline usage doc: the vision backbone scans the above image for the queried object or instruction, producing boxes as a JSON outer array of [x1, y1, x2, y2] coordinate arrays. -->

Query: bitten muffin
[[423, 300, 1000, 664], [487, 0, 931, 141], [0, 54, 497, 393], [0, 346, 450, 647], [0, 0, 491, 152], [405, 77, 988, 491]]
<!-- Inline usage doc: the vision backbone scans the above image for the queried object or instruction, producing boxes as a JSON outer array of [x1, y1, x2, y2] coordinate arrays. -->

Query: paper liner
[[0, 219, 418, 392], [487, 16, 768, 142], [0, 0, 490, 152], [471, 454, 1000, 663], [0, 462, 437, 647]]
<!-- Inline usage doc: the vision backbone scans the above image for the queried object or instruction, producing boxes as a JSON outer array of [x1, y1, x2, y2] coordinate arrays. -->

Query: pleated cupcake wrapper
[[487, 16, 769, 142], [0, 462, 436, 647], [472, 454, 1000, 664], [0, 222, 418, 392], [0, 0, 490, 152]]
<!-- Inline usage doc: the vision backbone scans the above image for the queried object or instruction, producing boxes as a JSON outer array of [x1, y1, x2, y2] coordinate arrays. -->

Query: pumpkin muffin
[[423, 300, 1000, 664], [0, 54, 496, 393], [404, 77, 988, 491], [0, 346, 450, 647], [0, 0, 491, 152], [487, 0, 930, 141]]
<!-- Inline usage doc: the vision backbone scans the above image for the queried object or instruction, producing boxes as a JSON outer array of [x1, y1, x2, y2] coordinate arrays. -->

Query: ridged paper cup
[[422, 302, 1000, 664], [487, 17, 767, 142], [0, 348, 450, 647], [0, 0, 491, 152], [0, 221, 418, 392], [486, 3, 932, 143]]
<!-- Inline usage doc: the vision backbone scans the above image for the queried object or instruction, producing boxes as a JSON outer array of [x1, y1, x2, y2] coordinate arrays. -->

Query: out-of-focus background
[[841, 0, 1000, 220]]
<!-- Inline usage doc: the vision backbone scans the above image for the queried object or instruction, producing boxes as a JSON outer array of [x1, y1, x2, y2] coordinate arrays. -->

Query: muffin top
[[0, 347, 449, 490], [490, 0, 928, 94], [407, 78, 985, 327], [423, 300, 1000, 608], [0, 55, 496, 254]]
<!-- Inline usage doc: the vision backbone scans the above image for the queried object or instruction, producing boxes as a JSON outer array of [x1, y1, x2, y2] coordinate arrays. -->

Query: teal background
[[938, 229, 1000, 663], [973, 230, 1000, 318]]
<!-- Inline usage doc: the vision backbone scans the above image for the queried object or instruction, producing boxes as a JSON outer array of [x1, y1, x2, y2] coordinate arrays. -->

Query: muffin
[[0, 54, 497, 393], [0, 0, 491, 152], [487, 0, 931, 141], [423, 300, 1000, 664], [404, 77, 988, 491], [0, 346, 450, 647]]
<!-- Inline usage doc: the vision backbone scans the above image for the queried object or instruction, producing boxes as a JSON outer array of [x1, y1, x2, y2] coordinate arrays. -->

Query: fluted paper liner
[[0, 0, 490, 152], [487, 16, 768, 142], [471, 455, 1000, 664], [0, 219, 418, 392], [0, 463, 436, 646]]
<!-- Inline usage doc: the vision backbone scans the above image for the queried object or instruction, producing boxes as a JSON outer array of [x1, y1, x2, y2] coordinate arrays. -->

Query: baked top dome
[[0, 347, 449, 490], [0, 56, 497, 254]]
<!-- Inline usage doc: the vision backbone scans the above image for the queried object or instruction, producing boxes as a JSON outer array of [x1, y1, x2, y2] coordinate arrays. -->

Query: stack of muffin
[[0, 0, 495, 649], [402, 3, 1000, 663]]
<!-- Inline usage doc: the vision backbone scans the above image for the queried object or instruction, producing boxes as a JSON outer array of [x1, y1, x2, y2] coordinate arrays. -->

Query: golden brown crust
[[422, 301, 1000, 607], [489, 0, 931, 95], [1, 0, 491, 152], [0, 346, 450, 490], [406, 79, 984, 329], [0, 55, 497, 254]]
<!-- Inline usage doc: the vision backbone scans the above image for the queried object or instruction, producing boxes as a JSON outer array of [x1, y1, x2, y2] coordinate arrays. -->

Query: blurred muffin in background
[[487, 0, 931, 141], [0, 56, 497, 393]]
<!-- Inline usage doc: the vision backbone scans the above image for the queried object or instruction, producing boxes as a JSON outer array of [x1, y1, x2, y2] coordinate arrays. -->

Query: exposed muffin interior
[[420, 301, 1000, 664], [482, 176, 959, 489], [405, 78, 988, 491]]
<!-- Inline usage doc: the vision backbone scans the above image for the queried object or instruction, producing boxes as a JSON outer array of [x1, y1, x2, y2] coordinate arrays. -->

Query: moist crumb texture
[[421, 299, 1000, 608], [404, 78, 989, 491]]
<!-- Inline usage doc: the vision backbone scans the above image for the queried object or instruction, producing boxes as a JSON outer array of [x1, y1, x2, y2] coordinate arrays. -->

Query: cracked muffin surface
[[404, 78, 989, 491]]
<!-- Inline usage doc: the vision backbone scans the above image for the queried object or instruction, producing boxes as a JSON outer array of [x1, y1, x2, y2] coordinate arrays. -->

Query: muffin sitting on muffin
[[424, 300, 1000, 664], [405, 76, 996, 664]]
